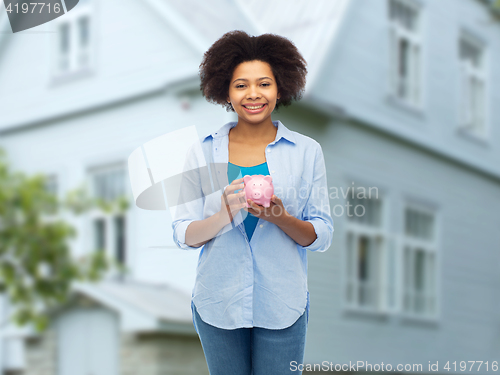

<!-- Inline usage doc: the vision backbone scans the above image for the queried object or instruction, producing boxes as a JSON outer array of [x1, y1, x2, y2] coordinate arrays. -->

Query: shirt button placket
[[266, 147, 273, 174]]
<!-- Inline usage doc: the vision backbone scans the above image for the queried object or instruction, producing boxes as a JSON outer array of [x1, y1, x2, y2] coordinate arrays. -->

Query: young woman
[[172, 30, 333, 375]]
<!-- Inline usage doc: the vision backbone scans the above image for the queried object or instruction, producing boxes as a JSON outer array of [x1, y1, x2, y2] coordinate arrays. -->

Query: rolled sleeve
[[171, 141, 207, 250], [172, 195, 206, 250], [301, 143, 334, 252], [173, 218, 202, 250]]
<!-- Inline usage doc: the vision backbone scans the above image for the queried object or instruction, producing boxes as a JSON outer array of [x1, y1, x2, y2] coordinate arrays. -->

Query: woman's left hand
[[244, 195, 290, 225]]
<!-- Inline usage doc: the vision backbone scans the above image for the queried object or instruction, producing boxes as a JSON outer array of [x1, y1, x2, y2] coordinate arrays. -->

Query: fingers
[[223, 186, 246, 211], [220, 179, 248, 223], [226, 191, 246, 206], [228, 199, 247, 218], [225, 182, 245, 195]]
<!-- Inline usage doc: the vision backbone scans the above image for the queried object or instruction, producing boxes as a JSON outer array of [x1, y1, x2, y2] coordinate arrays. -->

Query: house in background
[[0, 0, 499, 374]]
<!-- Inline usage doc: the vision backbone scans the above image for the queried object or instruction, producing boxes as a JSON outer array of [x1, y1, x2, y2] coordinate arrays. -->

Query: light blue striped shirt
[[172, 120, 334, 330]]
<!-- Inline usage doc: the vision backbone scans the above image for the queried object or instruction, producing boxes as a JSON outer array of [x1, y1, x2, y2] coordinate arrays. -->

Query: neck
[[230, 119, 277, 143]]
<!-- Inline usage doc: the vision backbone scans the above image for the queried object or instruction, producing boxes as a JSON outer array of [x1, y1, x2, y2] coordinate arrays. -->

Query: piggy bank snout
[[252, 191, 263, 198]]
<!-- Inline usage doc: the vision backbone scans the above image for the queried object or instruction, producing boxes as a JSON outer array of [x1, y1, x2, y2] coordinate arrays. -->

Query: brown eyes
[[235, 83, 271, 88]]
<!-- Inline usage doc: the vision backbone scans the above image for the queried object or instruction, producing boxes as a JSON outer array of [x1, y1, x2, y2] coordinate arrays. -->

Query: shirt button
[[272, 170, 275, 173], [259, 224, 263, 228], [267, 149, 272, 153]]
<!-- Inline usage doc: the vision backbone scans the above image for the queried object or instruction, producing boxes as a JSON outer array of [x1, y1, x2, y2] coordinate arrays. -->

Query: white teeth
[[245, 104, 264, 109]]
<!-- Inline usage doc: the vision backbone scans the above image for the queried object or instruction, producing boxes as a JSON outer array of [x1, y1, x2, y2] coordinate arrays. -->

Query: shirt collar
[[203, 120, 296, 145]]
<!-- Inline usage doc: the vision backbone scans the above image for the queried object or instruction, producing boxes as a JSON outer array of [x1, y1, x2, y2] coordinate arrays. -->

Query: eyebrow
[[232, 77, 273, 84]]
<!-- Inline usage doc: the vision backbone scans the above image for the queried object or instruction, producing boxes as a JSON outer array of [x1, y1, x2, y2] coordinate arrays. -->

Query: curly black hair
[[199, 30, 308, 113]]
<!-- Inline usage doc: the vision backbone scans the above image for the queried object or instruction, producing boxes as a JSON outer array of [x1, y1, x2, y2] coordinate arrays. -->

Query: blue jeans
[[192, 302, 308, 375]]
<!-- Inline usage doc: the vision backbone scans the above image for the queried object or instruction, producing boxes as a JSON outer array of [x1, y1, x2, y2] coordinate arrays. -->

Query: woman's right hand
[[219, 177, 247, 226]]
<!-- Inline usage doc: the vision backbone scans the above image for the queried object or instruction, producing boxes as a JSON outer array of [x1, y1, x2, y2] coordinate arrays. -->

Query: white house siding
[[0, 91, 234, 290], [278, 106, 500, 369], [0, 0, 201, 130], [0, 0, 237, 369], [56, 307, 119, 375], [19, 298, 209, 375], [312, 0, 500, 177]]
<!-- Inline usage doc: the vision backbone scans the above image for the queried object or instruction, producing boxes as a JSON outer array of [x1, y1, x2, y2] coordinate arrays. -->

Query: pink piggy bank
[[243, 175, 274, 208]]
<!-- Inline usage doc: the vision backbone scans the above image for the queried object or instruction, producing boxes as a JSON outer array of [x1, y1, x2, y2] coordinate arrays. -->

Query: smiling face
[[227, 60, 280, 127]]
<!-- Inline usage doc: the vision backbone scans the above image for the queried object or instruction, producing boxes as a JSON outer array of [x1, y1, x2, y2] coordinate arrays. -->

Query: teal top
[[227, 161, 270, 241]]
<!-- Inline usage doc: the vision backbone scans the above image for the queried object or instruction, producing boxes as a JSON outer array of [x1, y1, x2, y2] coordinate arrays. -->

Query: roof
[[232, 0, 353, 94], [0, 0, 352, 134], [95, 278, 192, 323], [2, 278, 195, 338], [155, 0, 353, 94], [155, 0, 259, 52]]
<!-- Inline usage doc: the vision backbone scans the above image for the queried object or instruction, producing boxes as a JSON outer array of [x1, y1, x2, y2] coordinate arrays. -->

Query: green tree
[[0, 147, 130, 333]]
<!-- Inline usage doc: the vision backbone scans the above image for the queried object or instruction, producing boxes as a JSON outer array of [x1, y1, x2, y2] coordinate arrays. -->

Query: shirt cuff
[[173, 220, 204, 250], [302, 218, 333, 252]]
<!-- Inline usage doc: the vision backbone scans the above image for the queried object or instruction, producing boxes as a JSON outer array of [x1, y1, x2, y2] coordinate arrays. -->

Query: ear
[[243, 175, 252, 184], [263, 176, 273, 184]]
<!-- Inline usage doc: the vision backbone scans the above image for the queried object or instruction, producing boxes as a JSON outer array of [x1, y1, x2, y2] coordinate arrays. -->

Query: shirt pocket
[[282, 174, 311, 218]]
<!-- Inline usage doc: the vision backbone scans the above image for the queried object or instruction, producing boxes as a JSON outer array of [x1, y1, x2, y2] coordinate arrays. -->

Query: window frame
[[85, 162, 129, 271], [50, 0, 96, 82], [457, 29, 489, 142], [387, 0, 425, 113], [342, 180, 392, 315], [399, 201, 440, 322]]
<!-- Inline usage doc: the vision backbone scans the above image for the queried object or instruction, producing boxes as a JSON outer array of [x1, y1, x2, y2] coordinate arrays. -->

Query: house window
[[458, 34, 486, 136], [345, 192, 386, 311], [52, 0, 93, 78], [44, 174, 58, 197], [89, 166, 128, 266], [388, 0, 422, 107], [402, 205, 437, 318]]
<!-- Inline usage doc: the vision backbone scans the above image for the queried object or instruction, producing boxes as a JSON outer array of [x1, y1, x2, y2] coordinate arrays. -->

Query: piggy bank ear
[[263, 176, 273, 184], [243, 175, 252, 184]]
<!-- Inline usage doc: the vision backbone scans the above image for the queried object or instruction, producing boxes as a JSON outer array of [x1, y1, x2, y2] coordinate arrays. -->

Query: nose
[[246, 85, 261, 100], [253, 191, 262, 198]]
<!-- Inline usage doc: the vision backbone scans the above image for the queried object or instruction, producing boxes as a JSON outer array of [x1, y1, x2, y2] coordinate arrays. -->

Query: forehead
[[231, 60, 274, 79]]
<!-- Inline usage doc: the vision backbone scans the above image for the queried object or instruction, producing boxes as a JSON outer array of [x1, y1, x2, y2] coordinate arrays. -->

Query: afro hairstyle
[[199, 30, 308, 112]]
